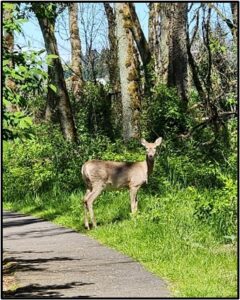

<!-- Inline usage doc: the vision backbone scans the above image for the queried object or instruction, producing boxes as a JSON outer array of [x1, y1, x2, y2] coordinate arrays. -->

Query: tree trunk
[[149, 3, 188, 106], [115, 3, 141, 142], [149, 3, 161, 79], [231, 2, 238, 43], [33, 5, 78, 143], [127, 3, 151, 92], [104, 3, 122, 137], [69, 3, 84, 99], [128, 3, 151, 67], [168, 3, 188, 107], [103, 3, 120, 92], [45, 65, 58, 122]]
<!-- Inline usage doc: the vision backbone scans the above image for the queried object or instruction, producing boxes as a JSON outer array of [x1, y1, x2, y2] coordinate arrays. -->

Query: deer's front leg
[[83, 188, 91, 230], [130, 186, 140, 214]]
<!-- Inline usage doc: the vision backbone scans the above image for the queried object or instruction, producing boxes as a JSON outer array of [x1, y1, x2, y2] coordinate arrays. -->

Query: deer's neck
[[146, 155, 154, 177]]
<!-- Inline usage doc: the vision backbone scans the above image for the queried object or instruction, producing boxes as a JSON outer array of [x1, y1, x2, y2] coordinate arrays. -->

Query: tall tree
[[126, 3, 151, 92], [115, 3, 141, 142], [32, 4, 78, 143], [149, 3, 188, 106], [168, 3, 188, 106], [68, 3, 84, 99], [103, 3, 119, 92], [127, 4, 151, 67], [149, 3, 161, 79]]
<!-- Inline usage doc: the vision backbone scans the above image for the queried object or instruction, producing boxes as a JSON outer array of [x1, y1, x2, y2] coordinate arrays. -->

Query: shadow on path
[[4, 227, 75, 240], [3, 282, 93, 298], [3, 218, 44, 228], [3, 256, 81, 273]]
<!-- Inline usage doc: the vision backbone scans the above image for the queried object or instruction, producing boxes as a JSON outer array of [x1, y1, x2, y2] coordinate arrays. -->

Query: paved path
[[3, 211, 170, 298]]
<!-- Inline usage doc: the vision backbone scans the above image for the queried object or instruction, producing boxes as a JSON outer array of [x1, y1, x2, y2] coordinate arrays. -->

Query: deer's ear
[[141, 138, 147, 147], [155, 137, 162, 146]]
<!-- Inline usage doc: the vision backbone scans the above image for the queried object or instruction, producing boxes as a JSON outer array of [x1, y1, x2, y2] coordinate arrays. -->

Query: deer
[[81, 137, 163, 229]]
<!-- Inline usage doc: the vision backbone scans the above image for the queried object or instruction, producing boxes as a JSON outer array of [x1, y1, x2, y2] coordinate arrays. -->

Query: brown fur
[[82, 137, 162, 229]]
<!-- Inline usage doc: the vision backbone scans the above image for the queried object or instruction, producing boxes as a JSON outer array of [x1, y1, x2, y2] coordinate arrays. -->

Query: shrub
[[144, 84, 187, 142], [3, 124, 115, 199], [194, 174, 237, 239], [73, 82, 114, 138], [3, 134, 54, 201], [49, 130, 112, 191]]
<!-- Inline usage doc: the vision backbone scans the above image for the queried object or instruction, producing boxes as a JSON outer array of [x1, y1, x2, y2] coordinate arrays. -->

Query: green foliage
[[3, 124, 115, 199], [3, 5, 48, 140], [194, 175, 237, 240], [47, 128, 112, 191], [3, 136, 55, 200], [46, 54, 59, 66], [100, 139, 144, 162], [3, 3, 27, 33], [31, 3, 58, 23], [145, 84, 186, 141], [159, 152, 223, 189], [3, 48, 48, 140], [73, 82, 114, 138]]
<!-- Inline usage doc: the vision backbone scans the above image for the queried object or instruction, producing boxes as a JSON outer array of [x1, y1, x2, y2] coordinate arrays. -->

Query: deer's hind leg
[[84, 183, 105, 229]]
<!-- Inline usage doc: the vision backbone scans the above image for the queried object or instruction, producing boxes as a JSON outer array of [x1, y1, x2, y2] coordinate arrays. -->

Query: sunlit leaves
[[3, 6, 48, 140]]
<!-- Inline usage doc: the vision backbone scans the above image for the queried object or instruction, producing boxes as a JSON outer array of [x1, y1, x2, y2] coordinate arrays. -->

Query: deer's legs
[[84, 184, 105, 229], [83, 189, 91, 230], [130, 186, 140, 214]]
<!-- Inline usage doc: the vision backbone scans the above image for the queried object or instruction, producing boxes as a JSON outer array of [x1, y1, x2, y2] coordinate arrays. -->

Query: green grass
[[3, 187, 237, 297]]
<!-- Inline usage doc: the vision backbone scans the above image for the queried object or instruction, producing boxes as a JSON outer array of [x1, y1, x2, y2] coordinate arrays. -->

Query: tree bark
[[45, 65, 58, 122], [128, 3, 151, 92], [69, 3, 84, 99], [32, 5, 78, 143], [149, 3, 172, 82], [231, 2, 238, 43], [128, 3, 151, 66], [103, 3, 120, 92], [149, 3, 188, 106], [115, 3, 141, 142], [149, 3, 161, 79], [168, 3, 188, 106]]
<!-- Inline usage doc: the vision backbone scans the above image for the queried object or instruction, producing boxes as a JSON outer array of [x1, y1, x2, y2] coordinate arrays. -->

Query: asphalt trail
[[3, 211, 170, 298]]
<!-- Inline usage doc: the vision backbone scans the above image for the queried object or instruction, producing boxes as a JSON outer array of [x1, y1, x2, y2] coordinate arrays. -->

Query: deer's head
[[141, 137, 163, 160]]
